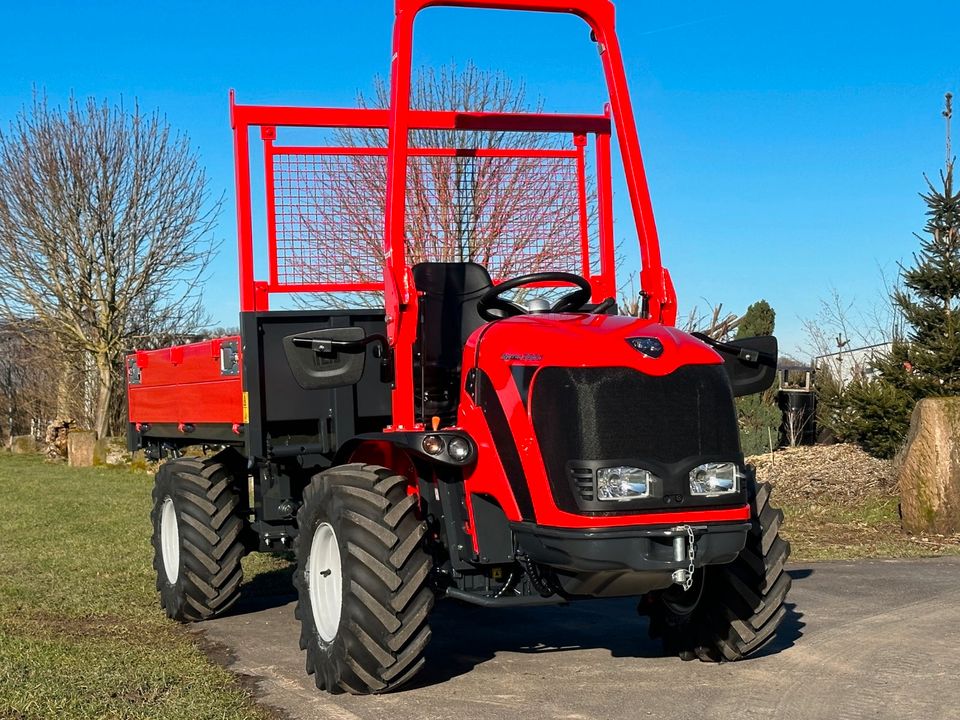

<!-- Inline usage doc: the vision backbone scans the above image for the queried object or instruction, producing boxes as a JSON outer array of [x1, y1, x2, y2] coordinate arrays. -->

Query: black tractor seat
[[412, 262, 494, 425]]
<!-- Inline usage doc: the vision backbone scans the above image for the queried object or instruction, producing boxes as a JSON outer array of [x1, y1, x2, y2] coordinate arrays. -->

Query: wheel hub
[[160, 497, 180, 584], [308, 522, 343, 643]]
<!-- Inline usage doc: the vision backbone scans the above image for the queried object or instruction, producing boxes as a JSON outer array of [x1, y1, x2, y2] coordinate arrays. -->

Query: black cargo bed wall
[[241, 310, 392, 461]]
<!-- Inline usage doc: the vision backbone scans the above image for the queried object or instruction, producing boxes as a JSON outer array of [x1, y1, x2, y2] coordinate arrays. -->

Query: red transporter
[[128, 0, 791, 695]]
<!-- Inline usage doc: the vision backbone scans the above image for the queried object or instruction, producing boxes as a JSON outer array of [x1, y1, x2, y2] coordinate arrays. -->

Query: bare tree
[[0, 323, 60, 441], [681, 303, 741, 340], [801, 283, 901, 386], [0, 93, 220, 438], [619, 273, 741, 338], [283, 63, 595, 306]]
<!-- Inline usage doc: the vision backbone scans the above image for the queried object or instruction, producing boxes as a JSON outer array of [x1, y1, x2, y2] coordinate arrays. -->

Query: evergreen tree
[[735, 300, 781, 455], [737, 300, 775, 339], [887, 159, 960, 395], [845, 98, 960, 457]]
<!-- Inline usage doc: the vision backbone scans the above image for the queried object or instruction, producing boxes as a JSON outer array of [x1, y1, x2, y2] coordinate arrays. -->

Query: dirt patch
[[0, 611, 168, 642], [193, 630, 294, 720], [749, 443, 897, 505], [748, 443, 960, 559]]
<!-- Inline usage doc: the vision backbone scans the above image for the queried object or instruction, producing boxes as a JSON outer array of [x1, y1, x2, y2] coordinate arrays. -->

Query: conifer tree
[[845, 93, 960, 457], [887, 156, 960, 395], [735, 300, 781, 455], [736, 300, 775, 339]]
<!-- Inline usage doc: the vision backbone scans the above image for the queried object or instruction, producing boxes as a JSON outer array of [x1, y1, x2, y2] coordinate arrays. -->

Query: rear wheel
[[294, 463, 433, 694], [150, 453, 246, 621], [648, 473, 791, 661]]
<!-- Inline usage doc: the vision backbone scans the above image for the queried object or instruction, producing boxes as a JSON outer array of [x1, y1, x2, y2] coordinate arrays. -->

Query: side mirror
[[693, 334, 778, 397]]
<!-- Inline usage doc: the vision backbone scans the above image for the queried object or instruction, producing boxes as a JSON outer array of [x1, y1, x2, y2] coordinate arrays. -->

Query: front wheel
[[150, 453, 246, 621], [647, 474, 792, 661], [294, 464, 433, 694]]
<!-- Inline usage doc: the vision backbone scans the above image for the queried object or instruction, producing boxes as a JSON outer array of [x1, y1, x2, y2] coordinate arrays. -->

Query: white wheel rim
[[160, 497, 180, 584], [308, 522, 343, 643]]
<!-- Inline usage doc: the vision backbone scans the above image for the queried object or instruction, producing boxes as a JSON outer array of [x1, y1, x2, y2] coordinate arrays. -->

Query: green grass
[[0, 453, 284, 720]]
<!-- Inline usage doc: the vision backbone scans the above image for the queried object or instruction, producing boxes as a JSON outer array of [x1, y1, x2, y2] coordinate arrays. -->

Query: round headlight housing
[[421, 435, 445, 456], [689, 462, 740, 496], [447, 436, 472, 462]]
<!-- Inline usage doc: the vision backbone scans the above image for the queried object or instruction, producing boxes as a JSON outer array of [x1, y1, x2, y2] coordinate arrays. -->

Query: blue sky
[[2, 1, 958, 356]]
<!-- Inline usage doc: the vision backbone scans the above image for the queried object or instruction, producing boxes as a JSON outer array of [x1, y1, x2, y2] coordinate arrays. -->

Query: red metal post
[[262, 127, 279, 288], [385, 5, 419, 428], [231, 90, 258, 313], [595, 125, 616, 301], [573, 133, 592, 290]]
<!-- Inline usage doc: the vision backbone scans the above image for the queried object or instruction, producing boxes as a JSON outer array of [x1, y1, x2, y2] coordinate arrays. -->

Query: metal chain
[[671, 525, 697, 591], [683, 525, 696, 591]]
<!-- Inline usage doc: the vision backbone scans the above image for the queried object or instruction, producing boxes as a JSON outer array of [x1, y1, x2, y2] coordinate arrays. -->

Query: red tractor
[[128, 0, 790, 695]]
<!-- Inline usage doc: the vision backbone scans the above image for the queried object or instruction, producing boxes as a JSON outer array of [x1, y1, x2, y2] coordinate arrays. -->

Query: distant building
[[814, 341, 893, 387]]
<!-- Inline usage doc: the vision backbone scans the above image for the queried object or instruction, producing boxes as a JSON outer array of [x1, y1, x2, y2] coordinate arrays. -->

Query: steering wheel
[[477, 272, 593, 321]]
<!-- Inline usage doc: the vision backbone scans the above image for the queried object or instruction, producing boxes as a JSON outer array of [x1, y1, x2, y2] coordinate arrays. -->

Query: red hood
[[464, 313, 722, 377]]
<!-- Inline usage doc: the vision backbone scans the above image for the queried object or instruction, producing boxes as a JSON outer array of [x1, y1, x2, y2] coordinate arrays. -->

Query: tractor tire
[[294, 464, 433, 695], [151, 454, 246, 622], [647, 473, 791, 661]]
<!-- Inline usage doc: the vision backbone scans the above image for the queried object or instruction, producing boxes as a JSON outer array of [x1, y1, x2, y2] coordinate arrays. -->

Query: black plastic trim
[[445, 587, 566, 607], [562, 457, 748, 514], [131, 422, 244, 444], [476, 369, 536, 521], [512, 520, 751, 573], [335, 431, 477, 467]]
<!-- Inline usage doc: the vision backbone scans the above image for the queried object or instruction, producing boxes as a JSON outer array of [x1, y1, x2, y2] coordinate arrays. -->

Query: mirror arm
[[691, 332, 775, 365]]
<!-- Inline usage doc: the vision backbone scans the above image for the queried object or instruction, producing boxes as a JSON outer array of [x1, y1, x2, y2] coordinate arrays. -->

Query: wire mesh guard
[[269, 149, 589, 289]]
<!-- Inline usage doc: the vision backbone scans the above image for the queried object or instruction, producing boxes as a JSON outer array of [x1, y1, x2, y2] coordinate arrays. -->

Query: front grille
[[569, 466, 595, 502], [530, 365, 742, 514]]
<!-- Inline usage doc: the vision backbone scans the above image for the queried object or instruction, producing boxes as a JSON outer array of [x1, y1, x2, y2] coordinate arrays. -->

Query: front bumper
[[512, 521, 751, 574]]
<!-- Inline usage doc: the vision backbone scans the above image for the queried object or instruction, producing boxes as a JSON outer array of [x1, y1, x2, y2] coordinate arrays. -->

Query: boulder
[[9, 435, 38, 454], [44, 418, 72, 459], [898, 397, 960, 534], [102, 437, 131, 466], [67, 431, 105, 467]]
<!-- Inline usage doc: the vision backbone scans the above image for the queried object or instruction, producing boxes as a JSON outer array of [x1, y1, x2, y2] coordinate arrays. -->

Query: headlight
[[421, 435, 445, 456], [597, 466, 654, 501], [689, 462, 740, 495], [447, 436, 471, 462]]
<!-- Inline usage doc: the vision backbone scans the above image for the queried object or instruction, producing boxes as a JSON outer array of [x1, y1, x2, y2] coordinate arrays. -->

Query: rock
[[897, 397, 960, 534], [103, 437, 132, 465], [67, 431, 106, 467], [9, 435, 38, 454], [44, 419, 72, 459]]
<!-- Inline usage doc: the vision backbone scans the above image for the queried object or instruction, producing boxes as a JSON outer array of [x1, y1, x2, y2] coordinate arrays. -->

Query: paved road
[[197, 557, 960, 720]]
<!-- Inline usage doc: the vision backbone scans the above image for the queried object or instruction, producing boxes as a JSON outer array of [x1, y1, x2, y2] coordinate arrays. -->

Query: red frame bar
[[268, 146, 581, 159], [232, 103, 610, 134], [595, 116, 616, 300], [262, 129, 279, 289], [230, 91, 261, 312], [573, 134, 591, 286]]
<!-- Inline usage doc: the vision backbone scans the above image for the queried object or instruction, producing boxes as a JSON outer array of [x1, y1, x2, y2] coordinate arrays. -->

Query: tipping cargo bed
[[126, 336, 245, 444]]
